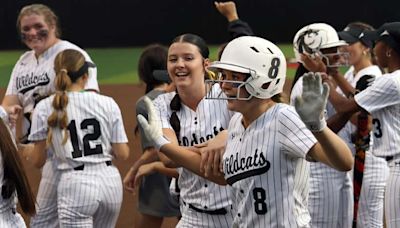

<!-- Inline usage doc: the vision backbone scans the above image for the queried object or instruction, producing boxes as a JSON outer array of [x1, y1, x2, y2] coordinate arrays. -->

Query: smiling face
[[344, 41, 369, 66], [167, 42, 209, 91], [19, 13, 57, 56]]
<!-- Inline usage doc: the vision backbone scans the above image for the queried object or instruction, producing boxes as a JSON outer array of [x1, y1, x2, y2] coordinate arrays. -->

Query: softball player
[[26, 49, 129, 228], [152, 34, 235, 228], [335, 22, 389, 228], [0, 105, 35, 227], [291, 23, 353, 228], [2, 4, 99, 227], [138, 36, 353, 227], [122, 44, 180, 228], [327, 22, 400, 228]]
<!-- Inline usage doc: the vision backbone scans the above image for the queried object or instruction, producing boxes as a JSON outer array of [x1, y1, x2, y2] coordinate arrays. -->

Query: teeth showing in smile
[[176, 72, 188, 77]]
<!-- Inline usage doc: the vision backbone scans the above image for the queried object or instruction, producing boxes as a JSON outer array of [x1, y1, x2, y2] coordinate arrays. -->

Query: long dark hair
[[169, 34, 209, 139], [0, 118, 35, 215]]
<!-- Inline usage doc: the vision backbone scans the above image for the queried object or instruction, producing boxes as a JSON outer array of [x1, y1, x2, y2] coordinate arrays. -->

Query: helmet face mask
[[207, 36, 287, 100]]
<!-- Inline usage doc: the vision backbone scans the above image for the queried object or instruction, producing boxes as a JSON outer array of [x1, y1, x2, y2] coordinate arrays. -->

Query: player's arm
[[295, 72, 354, 171], [215, 1, 254, 38], [123, 147, 159, 192], [111, 143, 129, 160], [307, 128, 353, 171], [22, 140, 47, 168], [137, 97, 227, 185], [133, 161, 179, 187], [159, 128, 183, 168]]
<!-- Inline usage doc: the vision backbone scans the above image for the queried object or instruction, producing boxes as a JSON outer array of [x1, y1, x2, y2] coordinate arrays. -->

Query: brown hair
[[0, 118, 35, 215], [47, 49, 86, 146], [17, 4, 61, 37]]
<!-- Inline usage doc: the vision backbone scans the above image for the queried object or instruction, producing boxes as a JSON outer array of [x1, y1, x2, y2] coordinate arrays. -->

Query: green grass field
[[0, 44, 295, 88]]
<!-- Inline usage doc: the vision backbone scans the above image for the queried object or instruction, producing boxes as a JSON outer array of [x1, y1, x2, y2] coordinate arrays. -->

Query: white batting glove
[[294, 72, 329, 132], [137, 97, 170, 150]]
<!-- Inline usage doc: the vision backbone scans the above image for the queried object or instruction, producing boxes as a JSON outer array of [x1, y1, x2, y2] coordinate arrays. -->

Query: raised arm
[[294, 72, 354, 171]]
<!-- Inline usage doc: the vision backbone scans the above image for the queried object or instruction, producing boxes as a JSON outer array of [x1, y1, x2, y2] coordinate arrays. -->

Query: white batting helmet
[[293, 23, 348, 66], [207, 36, 286, 100]]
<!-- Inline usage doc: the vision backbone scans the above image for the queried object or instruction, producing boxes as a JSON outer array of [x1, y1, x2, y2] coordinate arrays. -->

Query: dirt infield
[[7, 79, 293, 228]]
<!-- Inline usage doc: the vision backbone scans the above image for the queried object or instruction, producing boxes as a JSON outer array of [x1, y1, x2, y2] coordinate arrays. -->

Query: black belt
[[386, 156, 394, 162], [74, 161, 112, 171], [186, 202, 227, 215]]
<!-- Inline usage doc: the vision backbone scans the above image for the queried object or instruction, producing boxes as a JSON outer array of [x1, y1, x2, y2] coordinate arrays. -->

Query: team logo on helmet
[[296, 29, 323, 55]]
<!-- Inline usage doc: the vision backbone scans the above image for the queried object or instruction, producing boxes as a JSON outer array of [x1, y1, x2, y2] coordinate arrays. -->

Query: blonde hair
[[17, 4, 61, 37], [47, 49, 86, 146]]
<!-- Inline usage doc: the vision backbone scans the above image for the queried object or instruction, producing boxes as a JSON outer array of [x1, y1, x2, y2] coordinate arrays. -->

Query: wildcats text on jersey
[[224, 148, 270, 185], [17, 72, 50, 94], [179, 126, 225, 146]]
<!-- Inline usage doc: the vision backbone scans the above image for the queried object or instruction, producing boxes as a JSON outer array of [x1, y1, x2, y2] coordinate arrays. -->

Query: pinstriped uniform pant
[[57, 163, 123, 228]]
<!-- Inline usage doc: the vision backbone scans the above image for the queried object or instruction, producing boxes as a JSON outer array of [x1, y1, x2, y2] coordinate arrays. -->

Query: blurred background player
[[2, 4, 99, 227], [291, 22, 354, 227], [26, 49, 129, 227], [332, 22, 389, 228], [326, 22, 400, 228], [123, 44, 180, 228], [0, 104, 35, 227]]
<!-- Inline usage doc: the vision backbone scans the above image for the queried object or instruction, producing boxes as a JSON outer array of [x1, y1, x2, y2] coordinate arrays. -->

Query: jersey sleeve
[[278, 106, 317, 158], [5, 54, 26, 96], [153, 95, 173, 129], [28, 99, 50, 141], [227, 19, 254, 39], [109, 99, 128, 143], [355, 76, 400, 113]]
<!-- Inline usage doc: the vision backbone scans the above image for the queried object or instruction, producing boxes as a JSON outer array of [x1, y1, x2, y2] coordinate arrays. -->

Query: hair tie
[[60, 69, 68, 74]]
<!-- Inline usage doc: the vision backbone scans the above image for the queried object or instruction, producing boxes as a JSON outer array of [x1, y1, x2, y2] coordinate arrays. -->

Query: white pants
[[309, 162, 353, 228], [357, 152, 389, 228], [385, 160, 400, 228], [30, 159, 60, 228], [57, 163, 123, 228]]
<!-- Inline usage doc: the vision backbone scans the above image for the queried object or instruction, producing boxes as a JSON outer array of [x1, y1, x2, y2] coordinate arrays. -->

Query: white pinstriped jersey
[[223, 104, 317, 227], [6, 40, 99, 116], [355, 69, 400, 157], [28, 91, 128, 170], [153, 84, 234, 210], [337, 65, 382, 154]]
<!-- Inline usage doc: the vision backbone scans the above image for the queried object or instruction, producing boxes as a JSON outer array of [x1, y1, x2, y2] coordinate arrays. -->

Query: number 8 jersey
[[223, 103, 316, 227], [29, 91, 128, 169]]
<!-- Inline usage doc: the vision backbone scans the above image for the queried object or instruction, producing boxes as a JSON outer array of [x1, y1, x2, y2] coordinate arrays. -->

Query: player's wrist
[[154, 135, 170, 150], [303, 116, 327, 132]]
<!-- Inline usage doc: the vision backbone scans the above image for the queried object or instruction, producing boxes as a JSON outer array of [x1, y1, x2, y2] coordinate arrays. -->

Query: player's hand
[[137, 97, 170, 150], [133, 162, 163, 190], [4, 104, 22, 127], [301, 53, 327, 73], [195, 136, 226, 177], [123, 159, 145, 193], [214, 1, 238, 22], [295, 72, 329, 132]]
